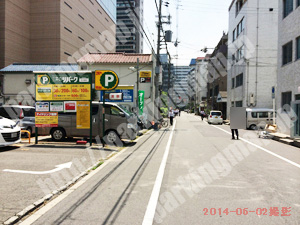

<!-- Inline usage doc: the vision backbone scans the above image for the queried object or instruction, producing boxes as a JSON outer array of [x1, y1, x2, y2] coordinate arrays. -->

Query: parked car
[[208, 110, 223, 125], [38, 102, 138, 145], [0, 117, 21, 147], [246, 108, 275, 130], [0, 105, 35, 137]]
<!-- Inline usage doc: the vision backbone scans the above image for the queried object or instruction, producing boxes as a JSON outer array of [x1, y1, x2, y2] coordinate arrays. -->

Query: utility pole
[[154, 0, 162, 122], [136, 58, 139, 108]]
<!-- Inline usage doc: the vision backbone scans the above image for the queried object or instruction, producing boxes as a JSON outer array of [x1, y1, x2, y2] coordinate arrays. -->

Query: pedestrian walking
[[200, 110, 205, 121], [231, 129, 239, 140], [168, 107, 175, 126]]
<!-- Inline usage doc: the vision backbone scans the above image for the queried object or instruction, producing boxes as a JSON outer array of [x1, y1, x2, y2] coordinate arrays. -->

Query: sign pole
[[90, 76, 93, 146], [102, 90, 106, 147]]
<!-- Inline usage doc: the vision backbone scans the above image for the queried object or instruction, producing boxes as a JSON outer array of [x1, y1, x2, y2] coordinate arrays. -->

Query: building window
[[89, 0, 94, 5], [236, 73, 243, 87], [282, 92, 292, 112], [232, 54, 236, 63], [89, 24, 94, 29], [236, 101, 243, 107], [232, 78, 235, 89], [295, 94, 300, 100], [233, 29, 236, 42], [235, 0, 244, 16], [236, 46, 244, 61], [231, 102, 234, 107], [298, 0, 300, 7], [283, 0, 293, 18], [78, 36, 84, 42], [237, 18, 244, 37], [64, 52, 72, 56], [64, 27, 72, 33], [296, 36, 300, 60], [98, 9, 102, 14], [64, 1, 72, 9], [282, 41, 293, 65]]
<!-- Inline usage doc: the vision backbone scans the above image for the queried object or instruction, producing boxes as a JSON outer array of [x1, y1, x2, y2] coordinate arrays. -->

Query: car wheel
[[51, 128, 66, 141], [249, 124, 257, 130], [104, 130, 120, 145]]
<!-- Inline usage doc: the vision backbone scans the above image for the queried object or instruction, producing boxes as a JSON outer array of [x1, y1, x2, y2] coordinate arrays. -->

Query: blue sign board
[[100, 88, 134, 103]]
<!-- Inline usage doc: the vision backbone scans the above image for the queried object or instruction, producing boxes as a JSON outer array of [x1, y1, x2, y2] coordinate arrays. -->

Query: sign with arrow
[[3, 162, 72, 175]]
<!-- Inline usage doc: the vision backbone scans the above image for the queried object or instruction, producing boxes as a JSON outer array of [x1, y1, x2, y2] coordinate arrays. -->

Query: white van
[[246, 108, 275, 130]]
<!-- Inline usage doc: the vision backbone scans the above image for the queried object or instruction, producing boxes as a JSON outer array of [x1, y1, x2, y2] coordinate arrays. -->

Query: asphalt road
[[19, 113, 300, 225], [0, 138, 120, 223]]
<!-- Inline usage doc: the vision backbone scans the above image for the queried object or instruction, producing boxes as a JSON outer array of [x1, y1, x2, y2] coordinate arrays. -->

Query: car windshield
[[211, 112, 222, 116], [118, 105, 133, 116]]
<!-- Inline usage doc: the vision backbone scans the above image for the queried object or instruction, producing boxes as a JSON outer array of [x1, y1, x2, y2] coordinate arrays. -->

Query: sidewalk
[[197, 115, 300, 149]]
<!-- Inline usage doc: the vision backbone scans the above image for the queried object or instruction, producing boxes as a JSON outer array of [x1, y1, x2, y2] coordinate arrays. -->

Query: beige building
[[78, 53, 157, 124], [0, 0, 116, 69]]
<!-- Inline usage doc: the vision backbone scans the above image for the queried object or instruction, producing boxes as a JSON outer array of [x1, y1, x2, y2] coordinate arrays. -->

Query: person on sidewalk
[[230, 107, 246, 140], [231, 129, 239, 140], [200, 110, 205, 121], [168, 107, 175, 126]]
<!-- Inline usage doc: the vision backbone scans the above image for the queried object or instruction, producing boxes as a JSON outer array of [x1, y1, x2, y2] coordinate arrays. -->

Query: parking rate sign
[[95, 70, 119, 91]]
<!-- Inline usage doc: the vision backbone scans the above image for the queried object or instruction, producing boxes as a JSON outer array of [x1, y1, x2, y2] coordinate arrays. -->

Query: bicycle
[[158, 117, 169, 128]]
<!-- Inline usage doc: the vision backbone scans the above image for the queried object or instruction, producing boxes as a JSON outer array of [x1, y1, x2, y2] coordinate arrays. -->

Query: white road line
[[142, 121, 176, 225], [195, 116, 300, 169], [19, 132, 152, 225]]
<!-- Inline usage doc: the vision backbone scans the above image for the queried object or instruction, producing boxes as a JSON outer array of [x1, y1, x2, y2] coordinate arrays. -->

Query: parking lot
[[0, 135, 133, 223]]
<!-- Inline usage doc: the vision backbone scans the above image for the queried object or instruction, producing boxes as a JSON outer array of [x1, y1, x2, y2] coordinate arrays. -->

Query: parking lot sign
[[95, 70, 119, 91]]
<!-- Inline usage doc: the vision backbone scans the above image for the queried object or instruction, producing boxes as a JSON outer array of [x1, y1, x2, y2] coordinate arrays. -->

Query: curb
[[3, 130, 152, 225]]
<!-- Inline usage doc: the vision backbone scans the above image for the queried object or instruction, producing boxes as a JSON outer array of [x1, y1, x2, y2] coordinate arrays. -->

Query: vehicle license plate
[[11, 133, 17, 138]]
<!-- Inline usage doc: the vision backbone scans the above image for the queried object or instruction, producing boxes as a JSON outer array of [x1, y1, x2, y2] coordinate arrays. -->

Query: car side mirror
[[119, 112, 126, 117]]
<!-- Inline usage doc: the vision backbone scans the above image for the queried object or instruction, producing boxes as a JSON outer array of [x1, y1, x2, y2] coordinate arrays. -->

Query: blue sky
[[143, 0, 233, 66]]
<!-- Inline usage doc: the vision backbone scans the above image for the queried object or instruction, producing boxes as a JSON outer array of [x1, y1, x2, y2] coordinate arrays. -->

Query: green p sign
[[138, 90, 145, 115], [95, 70, 119, 91]]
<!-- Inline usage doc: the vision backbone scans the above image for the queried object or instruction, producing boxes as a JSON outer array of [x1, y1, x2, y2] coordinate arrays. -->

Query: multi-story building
[[172, 66, 192, 107], [227, 0, 279, 118], [0, 0, 116, 68], [207, 33, 228, 118], [195, 55, 210, 112], [160, 54, 174, 93], [188, 59, 197, 106], [277, 0, 300, 137], [116, 0, 143, 53]]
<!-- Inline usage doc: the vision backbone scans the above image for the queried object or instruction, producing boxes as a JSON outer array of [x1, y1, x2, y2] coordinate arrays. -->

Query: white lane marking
[[142, 121, 176, 225], [198, 117, 300, 169], [3, 162, 72, 175], [19, 131, 152, 225]]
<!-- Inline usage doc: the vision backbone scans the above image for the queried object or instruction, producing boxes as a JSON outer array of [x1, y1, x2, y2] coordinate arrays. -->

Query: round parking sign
[[95, 70, 119, 91]]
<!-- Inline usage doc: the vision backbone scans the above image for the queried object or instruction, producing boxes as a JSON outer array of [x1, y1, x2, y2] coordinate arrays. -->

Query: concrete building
[[78, 53, 156, 123], [195, 55, 210, 112], [172, 66, 191, 108], [227, 0, 279, 118], [160, 54, 174, 93], [276, 0, 300, 137], [0, 0, 116, 69], [116, 0, 143, 53], [0, 64, 79, 105], [207, 33, 228, 119]]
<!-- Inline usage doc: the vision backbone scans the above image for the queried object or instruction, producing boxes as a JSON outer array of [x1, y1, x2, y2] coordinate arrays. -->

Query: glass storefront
[[97, 0, 116, 23]]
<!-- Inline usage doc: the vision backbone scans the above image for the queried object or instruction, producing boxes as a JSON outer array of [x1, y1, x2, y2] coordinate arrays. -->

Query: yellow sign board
[[35, 112, 58, 128], [139, 71, 152, 78], [95, 70, 119, 91], [36, 84, 91, 101], [76, 102, 91, 129]]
